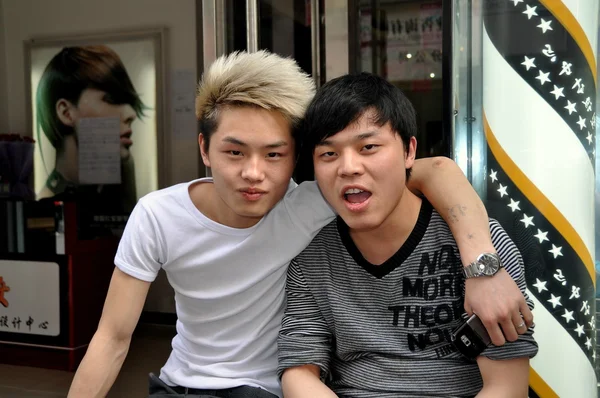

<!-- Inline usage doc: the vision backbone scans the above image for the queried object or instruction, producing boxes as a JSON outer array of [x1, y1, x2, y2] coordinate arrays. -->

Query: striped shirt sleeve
[[277, 258, 332, 380], [480, 219, 539, 360]]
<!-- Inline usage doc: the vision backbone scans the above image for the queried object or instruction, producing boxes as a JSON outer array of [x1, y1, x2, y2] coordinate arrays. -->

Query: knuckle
[[498, 313, 511, 323]]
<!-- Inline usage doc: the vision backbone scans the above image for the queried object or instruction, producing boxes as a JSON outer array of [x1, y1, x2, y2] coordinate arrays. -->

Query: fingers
[[520, 300, 534, 329], [464, 303, 474, 317], [501, 311, 522, 342], [480, 317, 506, 347]]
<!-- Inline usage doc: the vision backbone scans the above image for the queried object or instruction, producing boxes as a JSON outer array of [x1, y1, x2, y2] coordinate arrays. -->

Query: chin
[[341, 215, 381, 232], [120, 147, 131, 160], [234, 204, 272, 219]]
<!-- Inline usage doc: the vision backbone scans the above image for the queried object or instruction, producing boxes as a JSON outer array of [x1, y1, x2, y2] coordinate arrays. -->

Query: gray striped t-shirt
[[277, 200, 538, 397]]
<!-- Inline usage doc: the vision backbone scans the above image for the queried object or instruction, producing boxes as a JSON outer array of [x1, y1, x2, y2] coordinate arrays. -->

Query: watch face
[[478, 253, 500, 276]]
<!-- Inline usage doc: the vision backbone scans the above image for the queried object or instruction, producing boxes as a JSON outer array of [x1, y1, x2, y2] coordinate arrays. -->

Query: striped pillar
[[482, 0, 598, 397]]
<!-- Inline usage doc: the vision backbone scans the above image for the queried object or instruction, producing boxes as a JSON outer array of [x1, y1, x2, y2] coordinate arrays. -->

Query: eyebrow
[[317, 131, 379, 147], [222, 136, 288, 149]]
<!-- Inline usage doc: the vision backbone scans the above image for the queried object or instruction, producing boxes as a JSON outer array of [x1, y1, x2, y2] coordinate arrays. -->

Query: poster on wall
[[25, 29, 167, 236]]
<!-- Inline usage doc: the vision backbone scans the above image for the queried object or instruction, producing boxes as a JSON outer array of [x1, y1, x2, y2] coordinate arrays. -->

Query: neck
[[55, 135, 79, 183], [349, 190, 422, 265]]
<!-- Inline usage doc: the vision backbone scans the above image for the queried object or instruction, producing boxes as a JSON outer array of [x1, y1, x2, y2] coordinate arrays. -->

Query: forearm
[[282, 366, 338, 398], [409, 157, 494, 265], [67, 332, 131, 398]]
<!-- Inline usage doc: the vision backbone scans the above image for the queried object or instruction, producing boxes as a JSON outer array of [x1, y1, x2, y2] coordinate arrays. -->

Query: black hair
[[295, 72, 417, 183]]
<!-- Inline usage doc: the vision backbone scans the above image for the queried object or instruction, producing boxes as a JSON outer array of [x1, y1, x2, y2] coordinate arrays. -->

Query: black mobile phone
[[451, 314, 492, 359]]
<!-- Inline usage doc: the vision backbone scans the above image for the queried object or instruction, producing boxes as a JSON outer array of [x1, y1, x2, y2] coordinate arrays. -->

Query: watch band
[[462, 253, 503, 279]]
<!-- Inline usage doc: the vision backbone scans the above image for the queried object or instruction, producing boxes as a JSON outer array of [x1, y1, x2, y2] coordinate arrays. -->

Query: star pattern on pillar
[[510, 0, 596, 164], [487, 168, 596, 361]]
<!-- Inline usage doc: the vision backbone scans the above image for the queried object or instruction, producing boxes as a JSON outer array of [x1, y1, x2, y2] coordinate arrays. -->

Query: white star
[[523, 5, 538, 19], [589, 316, 596, 329], [507, 198, 521, 212], [564, 100, 577, 114], [535, 70, 551, 85], [537, 18, 553, 34], [575, 323, 585, 337], [489, 169, 498, 183], [586, 132, 593, 144], [534, 229, 549, 243], [547, 294, 562, 308], [586, 337, 592, 349], [497, 184, 508, 198], [562, 309, 575, 323], [520, 214, 534, 228], [532, 278, 548, 293], [510, 0, 523, 4], [577, 116, 587, 130], [521, 56, 536, 71], [550, 85, 565, 99], [549, 244, 563, 258]]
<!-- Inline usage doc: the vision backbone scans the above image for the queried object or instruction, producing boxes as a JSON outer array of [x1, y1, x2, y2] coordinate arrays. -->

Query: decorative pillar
[[482, 0, 598, 396]]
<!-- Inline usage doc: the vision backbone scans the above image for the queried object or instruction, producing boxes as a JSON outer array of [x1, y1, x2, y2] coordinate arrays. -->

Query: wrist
[[460, 246, 497, 268], [462, 252, 503, 279]]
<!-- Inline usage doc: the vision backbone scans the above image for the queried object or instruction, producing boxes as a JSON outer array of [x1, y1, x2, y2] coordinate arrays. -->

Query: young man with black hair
[[278, 73, 538, 397]]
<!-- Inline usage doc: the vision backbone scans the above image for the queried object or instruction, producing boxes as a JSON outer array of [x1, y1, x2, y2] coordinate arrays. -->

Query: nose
[[338, 150, 364, 177], [241, 156, 266, 183], [120, 104, 136, 133]]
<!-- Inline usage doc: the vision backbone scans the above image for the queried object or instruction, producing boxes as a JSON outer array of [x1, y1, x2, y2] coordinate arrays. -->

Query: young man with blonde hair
[[68, 51, 532, 398]]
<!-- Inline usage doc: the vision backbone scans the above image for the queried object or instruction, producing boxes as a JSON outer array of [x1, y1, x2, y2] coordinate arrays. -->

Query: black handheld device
[[451, 314, 491, 358]]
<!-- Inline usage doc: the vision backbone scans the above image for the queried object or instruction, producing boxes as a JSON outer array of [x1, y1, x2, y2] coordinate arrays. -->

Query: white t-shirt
[[114, 177, 334, 397]]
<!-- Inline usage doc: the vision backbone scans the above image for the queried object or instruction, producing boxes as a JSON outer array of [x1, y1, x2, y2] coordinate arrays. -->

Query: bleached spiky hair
[[195, 50, 315, 148]]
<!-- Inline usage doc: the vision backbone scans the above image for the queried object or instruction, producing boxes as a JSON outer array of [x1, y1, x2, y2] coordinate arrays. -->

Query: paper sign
[[171, 69, 198, 139], [0, 260, 60, 336], [78, 117, 121, 185]]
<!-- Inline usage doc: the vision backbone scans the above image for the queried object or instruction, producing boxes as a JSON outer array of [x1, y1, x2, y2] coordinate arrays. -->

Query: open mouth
[[343, 188, 372, 204]]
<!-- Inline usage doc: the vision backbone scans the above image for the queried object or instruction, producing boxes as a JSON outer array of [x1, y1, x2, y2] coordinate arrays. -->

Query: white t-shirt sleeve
[[114, 200, 165, 282], [282, 181, 336, 237]]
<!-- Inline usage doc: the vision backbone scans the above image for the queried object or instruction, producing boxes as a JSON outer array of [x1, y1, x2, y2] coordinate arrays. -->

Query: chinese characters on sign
[[0, 315, 50, 332], [0, 260, 60, 336]]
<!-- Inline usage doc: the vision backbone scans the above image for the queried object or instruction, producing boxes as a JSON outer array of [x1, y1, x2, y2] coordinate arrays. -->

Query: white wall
[[1, 0, 202, 314]]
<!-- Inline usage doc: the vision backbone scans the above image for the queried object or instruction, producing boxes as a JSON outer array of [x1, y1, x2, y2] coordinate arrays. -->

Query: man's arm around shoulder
[[68, 267, 150, 398]]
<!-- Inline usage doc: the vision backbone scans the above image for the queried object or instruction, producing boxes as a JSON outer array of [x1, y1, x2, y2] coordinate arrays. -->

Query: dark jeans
[[148, 373, 279, 398]]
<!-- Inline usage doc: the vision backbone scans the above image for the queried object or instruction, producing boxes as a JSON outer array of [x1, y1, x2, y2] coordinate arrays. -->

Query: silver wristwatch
[[462, 253, 503, 279]]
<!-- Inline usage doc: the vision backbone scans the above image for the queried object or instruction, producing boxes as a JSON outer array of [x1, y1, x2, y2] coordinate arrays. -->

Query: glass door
[[202, 0, 321, 84]]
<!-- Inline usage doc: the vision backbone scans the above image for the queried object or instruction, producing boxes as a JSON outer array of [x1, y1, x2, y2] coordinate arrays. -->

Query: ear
[[56, 99, 77, 127], [199, 133, 211, 168], [404, 136, 417, 169]]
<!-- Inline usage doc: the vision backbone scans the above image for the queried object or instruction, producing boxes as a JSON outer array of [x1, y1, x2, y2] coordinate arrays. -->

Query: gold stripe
[[484, 113, 595, 286], [540, 0, 597, 85], [530, 367, 559, 397]]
